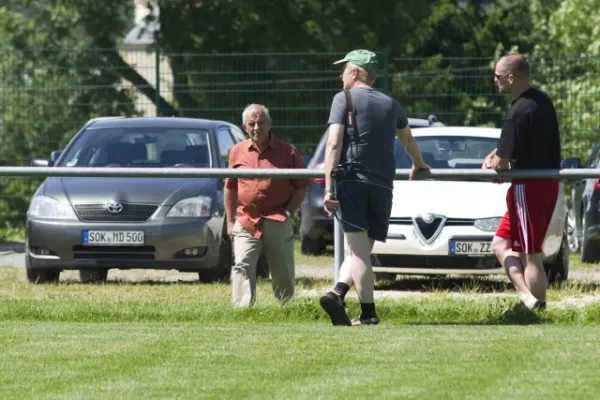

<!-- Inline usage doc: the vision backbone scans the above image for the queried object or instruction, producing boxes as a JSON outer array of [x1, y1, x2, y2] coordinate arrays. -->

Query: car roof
[[411, 126, 500, 139], [85, 117, 234, 130], [407, 117, 445, 128]]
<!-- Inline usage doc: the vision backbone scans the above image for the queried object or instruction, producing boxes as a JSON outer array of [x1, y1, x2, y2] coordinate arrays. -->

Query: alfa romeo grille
[[414, 216, 444, 240], [74, 203, 158, 222]]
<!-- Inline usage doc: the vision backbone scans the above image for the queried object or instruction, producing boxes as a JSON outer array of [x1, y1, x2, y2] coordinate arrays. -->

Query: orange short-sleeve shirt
[[225, 134, 311, 238]]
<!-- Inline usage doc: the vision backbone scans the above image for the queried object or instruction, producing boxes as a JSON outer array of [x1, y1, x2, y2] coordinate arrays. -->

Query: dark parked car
[[26, 116, 269, 283], [564, 140, 600, 262], [299, 115, 444, 255]]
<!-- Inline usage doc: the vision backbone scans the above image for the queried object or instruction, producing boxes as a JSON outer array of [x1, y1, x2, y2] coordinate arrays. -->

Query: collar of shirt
[[247, 132, 275, 153]]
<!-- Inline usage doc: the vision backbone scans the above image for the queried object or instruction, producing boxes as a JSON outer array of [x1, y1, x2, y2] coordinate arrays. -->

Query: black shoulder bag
[[331, 90, 360, 185]]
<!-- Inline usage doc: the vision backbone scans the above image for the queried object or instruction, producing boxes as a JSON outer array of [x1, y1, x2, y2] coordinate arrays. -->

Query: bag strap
[[343, 90, 355, 129]]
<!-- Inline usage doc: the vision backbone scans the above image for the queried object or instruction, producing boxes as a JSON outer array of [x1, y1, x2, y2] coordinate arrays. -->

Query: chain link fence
[[0, 48, 598, 226]]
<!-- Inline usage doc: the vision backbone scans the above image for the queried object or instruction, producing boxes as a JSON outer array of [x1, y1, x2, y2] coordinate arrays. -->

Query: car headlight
[[474, 217, 503, 232], [27, 195, 77, 219], [167, 196, 212, 218]]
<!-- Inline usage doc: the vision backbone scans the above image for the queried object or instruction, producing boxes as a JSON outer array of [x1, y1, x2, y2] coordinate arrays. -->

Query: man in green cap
[[320, 49, 430, 326]]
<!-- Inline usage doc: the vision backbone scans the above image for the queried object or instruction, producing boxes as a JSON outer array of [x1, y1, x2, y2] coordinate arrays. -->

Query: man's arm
[[490, 153, 510, 170], [224, 146, 239, 234], [396, 126, 427, 167], [494, 114, 525, 170], [324, 124, 345, 195], [285, 187, 308, 216], [224, 184, 238, 230]]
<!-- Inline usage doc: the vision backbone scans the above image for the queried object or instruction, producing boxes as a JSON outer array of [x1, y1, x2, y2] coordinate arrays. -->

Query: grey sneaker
[[351, 316, 380, 326], [319, 291, 351, 326]]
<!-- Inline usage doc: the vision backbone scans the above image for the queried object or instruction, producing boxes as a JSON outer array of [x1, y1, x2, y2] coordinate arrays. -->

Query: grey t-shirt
[[327, 86, 408, 189]]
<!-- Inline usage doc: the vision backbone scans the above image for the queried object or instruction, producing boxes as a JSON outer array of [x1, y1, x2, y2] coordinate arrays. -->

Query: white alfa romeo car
[[345, 126, 569, 283]]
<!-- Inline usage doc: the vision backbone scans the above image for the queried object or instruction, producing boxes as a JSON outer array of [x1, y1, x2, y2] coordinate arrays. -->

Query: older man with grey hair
[[321, 50, 430, 326], [224, 104, 311, 307]]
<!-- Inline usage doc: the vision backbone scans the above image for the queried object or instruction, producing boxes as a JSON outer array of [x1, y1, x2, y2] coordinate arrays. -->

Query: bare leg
[[492, 235, 539, 309], [345, 231, 375, 303], [521, 253, 547, 302], [337, 249, 354, 289]]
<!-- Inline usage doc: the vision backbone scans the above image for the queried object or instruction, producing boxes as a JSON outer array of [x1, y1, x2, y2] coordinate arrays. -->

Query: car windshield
[[308, 122, 444, 167], [395, 136, 497, 168], [309, 132, 497, 169], [57, 127, 213, 168]]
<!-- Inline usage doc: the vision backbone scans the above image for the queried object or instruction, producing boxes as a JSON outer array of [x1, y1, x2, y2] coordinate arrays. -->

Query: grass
[[1, 266, 600, 325], [1, 268, 600, 398], [1, 322, 600, 399]]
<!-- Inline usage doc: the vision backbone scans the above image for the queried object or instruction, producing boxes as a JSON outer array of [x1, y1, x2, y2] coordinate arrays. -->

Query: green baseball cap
[[333, 49, 379, 72]]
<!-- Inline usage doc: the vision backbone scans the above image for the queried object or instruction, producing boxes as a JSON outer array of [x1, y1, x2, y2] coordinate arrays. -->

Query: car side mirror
[[31, 158, 52, 167], [561, 157, 581, 169], [50, 150, 62, 163]]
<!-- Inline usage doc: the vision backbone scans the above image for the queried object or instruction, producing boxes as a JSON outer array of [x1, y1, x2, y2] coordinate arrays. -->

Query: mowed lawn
[[1, 322, 599, 400], [1, 264, 600, 399]]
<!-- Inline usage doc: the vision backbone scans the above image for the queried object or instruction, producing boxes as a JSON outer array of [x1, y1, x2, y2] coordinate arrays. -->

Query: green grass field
[[2, 225, 600, 398], [1, 322, 599, 400], [1, 265, 600, 399]]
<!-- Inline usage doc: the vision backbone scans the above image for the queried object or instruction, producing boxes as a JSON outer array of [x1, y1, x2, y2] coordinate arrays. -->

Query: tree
[[0, 1, 140, 226], [530, 0, 600, 160], [390, 0, 537, 127]]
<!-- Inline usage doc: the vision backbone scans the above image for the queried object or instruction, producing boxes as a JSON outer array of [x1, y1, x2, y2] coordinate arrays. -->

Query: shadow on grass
[[57, 275, 323, 289], [374, 276, 600, 294], [375, 276, 514, 293]]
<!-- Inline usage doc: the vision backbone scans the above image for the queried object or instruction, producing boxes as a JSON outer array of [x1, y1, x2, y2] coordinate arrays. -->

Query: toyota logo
[[106, 202, 123, 214]]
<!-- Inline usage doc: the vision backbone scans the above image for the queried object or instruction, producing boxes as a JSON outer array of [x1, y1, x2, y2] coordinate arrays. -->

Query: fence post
[[155, 47, 161, 117], [333, 216, 344, 283]]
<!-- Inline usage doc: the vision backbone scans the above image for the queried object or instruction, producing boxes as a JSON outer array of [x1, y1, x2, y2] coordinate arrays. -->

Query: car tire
[[567, 206, 580, 253], [79, 269, 109, 283], [300, 233, 326, 255], [26, 267, 60, 284], [580, 211, 600, 263], [199, 235, 232, 283], [544, 234, 569, 284], [25, 241, 60, 284]]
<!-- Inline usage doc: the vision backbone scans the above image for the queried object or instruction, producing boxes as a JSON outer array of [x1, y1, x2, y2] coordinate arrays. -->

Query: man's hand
[[409, 162, 431, 181], [323, 191, 339, 217], [481, 156, 493, 170], [227, 220, 235, 239], [482, 148, 497, 170]]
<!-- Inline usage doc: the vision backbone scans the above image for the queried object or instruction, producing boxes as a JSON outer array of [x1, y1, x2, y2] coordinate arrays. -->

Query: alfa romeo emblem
[[421, 212, 435, 223]]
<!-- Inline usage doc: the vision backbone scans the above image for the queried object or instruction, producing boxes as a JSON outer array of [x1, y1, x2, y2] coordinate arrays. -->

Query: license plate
[[449, 240, 492, 255], [82, 230, 145, 246]]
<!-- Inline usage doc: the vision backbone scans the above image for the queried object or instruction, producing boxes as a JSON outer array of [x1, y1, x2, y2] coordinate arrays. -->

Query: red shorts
[[495, 179, 559, 254]]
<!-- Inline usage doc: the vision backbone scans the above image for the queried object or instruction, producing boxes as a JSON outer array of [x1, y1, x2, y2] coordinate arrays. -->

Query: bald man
[[482, 53, 561, 311]]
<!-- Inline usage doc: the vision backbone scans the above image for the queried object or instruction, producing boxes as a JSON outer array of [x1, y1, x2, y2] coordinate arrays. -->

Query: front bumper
[[26, 216, 224, 271], [370, 222, 503, 275]]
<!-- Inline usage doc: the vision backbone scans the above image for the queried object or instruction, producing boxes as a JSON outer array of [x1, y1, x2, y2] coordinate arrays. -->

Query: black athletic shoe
[[319, 291, 351, 326]]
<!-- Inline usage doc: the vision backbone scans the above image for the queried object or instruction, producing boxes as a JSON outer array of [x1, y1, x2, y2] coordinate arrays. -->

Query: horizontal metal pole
[[0, 167, 597, 179]]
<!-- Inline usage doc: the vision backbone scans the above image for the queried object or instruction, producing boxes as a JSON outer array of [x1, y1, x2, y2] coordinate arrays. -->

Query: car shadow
[[375, 276, 513, 293], [0, 240, 25, 253]]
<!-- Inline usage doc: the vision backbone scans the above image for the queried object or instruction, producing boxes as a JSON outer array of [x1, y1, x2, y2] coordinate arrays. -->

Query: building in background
[[120, 0, 173, 117]]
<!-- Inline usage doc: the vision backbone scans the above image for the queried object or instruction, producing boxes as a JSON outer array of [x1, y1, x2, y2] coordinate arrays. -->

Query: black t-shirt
[[496, 87, 561, 169]]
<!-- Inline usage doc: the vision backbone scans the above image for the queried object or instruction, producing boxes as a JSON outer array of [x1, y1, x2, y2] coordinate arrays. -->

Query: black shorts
[[336, 180, 393, 242]]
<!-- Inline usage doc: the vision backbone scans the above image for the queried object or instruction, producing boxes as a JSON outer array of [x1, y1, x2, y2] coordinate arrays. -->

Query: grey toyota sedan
[[25, 116, 269, 283]]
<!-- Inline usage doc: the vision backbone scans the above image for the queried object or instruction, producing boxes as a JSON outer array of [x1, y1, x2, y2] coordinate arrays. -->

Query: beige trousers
[[231, 218, 295, 307]]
